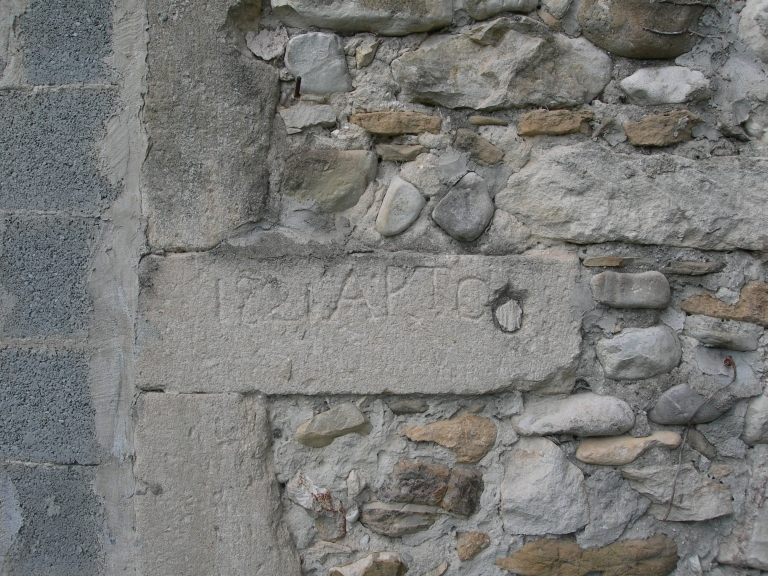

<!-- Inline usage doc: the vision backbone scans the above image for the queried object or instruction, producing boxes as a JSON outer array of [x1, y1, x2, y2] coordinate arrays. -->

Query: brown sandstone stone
[[329, 552, 408, 576], [661, 261, 725, 276], [350, 111, 442, 136], [575, 432, 681, 466], [681, 281, 768, 328], [469, 115, 508, 126], [399, 414, 497, 463], [496, 534, 678, 576], [454, 129, 504, 165], [457, 531, 491, 561], [623, 110, 702, 147], [518, 110, 594, 137], [376, 144, 427, 162], [582, 256, 633, 268]]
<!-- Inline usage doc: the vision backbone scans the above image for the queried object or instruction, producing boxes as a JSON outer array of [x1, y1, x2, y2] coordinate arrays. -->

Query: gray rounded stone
[[648, 384, 725, 425], [375, 176, 425, 237], [590, 271, 671, 310], [284, 33, 352, 95], [596, 326, 681, 380], [432, 173, 494, 242]]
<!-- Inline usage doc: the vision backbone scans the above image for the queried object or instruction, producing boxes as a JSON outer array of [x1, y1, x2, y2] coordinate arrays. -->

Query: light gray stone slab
[[272, 0, 453, 36], [684, 315, 763, 352], [134, 393, 301, 575], [511, 393, 635, 436], [501, 437, 589, 535], [376, 176, 426, 237], [596, 326, 682, 381], [391, 18, 611, 110], [496, 142, 768, 251], [279, 105, 337, 133], [285, 33, 352, 95], [619, 66, 710, 106], [590, 271, 670, 310], [137, 251, 583, 394]]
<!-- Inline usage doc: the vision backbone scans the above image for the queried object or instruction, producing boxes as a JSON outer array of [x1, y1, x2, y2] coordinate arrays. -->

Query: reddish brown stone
[[457, 531, 491, 561], [399, 414, 497, 463], [681, 281, 768, 328]]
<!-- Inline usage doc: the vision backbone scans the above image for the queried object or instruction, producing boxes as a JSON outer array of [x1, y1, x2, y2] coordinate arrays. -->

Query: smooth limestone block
[[134, 393, 301, 575], [137, 251, 583, 395], [511, 393, 635, 437], [596, 326, 681, 380], [590, 271, 670, 309]]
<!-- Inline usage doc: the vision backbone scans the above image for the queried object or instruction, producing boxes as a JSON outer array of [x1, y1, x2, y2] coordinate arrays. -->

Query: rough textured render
[[134, 393, 301, 575], [137, 250, 583, 394]]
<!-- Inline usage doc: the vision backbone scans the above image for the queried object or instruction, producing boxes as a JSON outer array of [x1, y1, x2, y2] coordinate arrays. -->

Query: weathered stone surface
[[464, 0, 539, 21], [285, 33, 352, 95], [294, 403, 371, 447], [576, 469, 650, 549], [582, 256, 632, 268], [138, 251, 583, 395], [512, 393, 634, 437], [518, 110, 593, 136], [542, 0, 572, 19], [272, 0, 453, 35], [456, 531, 490, 561], [360, 502, 439, 537], [620, 66, 710, 106], [134, 393, 301, 575], [496, 143, 768, 251], [622, 463, 733, 521], [687, 428, 718, 459], [744, 393, 768, 445], [661, 261, 724, 276], [391, 18, 612, 110], [329, 552, 408, 576], [682, 282, 768, 328], [454, 129, 504, 166], [400, 414, 497, 462], [575, 432, 682, 466], [356, 39, 380, 68], [501, 437, 589, 535], [377, 459, 451, 506], [649, 384, 725, 425], [623, 110, 702, 147], [441, 467, 484, 516], [387, 399, 429, 414], [496, 534, 678, 576], [376, 144, 427, 162], [718, 445, 768, 570], [279, 105, 337, 134], [246, 26, 288, 61], [143, 0, 279, 250], [432, 173, 495, 242], [282, 149, 378, 212], [590, 271, 670, 310], [469, 115, 508, 126], [579, 0, 705, 59], [739, 0, 768, 65], [684, 315, 762, 352], [350, 111, 441, 136], [375, 176, 426, 237], [495, 299, 522, 332], [595, 326, 682, 380], [286, 471, 346, 541]]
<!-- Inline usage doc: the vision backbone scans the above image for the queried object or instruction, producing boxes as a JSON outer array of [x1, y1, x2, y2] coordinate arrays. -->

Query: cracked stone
[[294, 403, 372, 447], [399, 414, 497, 462]]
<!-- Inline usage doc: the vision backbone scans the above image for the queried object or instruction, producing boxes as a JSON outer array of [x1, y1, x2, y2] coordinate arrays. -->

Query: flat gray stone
[[501, 437, 589, 535], [272, 0, 453, 35], [285, 33, 352, 95], [576, 469, 650, 549], [246, 26, 288, 61], [648, 384, 725, 425], [496, 142, 768, 251], [590, 271, 670, 310], [137, 251, 583, 395], [282, 149, 377, 212], [684, 315, 763, 352], [294, 403, 371, 448], [511, 393, 635, 436], [279, 105, 337, 134], [432, 172, 495, 242], [134, 393, 301, 575], [464, 0, 538, 20], [622, 463, 733, 522], [391, 17, 612, 110], [743, 393, 768, 445], [375, 176, 426, 237], [376, 144, 427, 162], [620, 66, 710, 106], [596, 326, 682, 381]]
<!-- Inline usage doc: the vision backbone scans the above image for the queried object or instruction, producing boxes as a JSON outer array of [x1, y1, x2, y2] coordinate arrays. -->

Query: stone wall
[[2, 0, 768, 574]]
